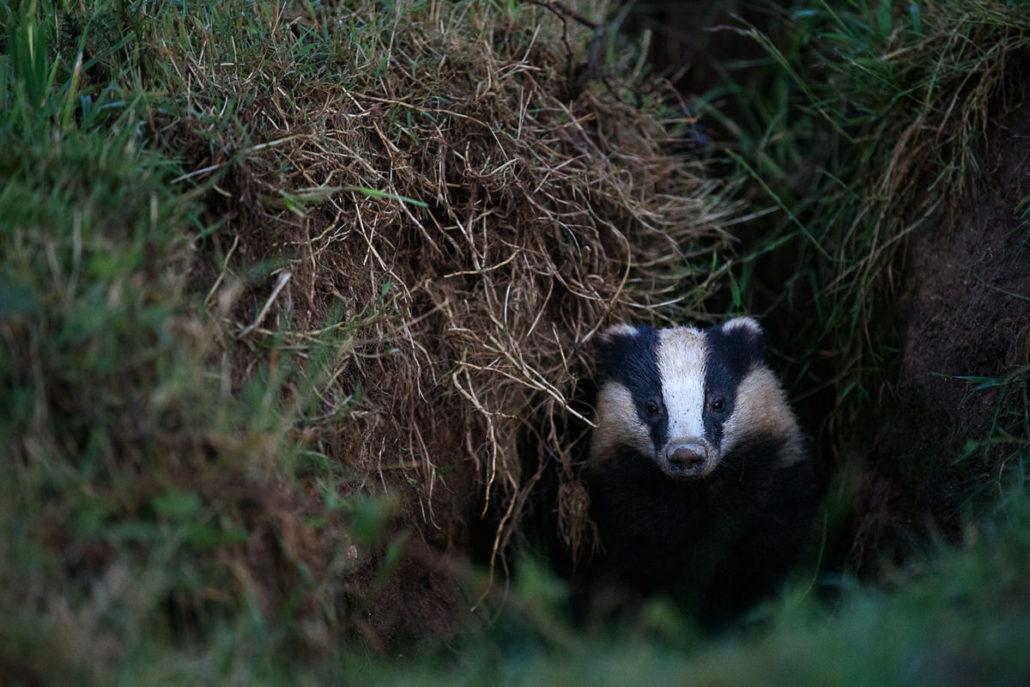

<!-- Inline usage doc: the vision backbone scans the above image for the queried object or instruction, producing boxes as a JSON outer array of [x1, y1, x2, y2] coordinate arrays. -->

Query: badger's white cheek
[[590, 382, 653, 461], [721, 367, 800, 458], [721, 408, 743, 455]]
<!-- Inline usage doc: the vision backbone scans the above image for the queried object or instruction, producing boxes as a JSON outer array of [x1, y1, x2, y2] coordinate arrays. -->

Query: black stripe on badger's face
[[592, 318, 766, 479], [700, 317, 765, 459], [591, 324, 666, 464]]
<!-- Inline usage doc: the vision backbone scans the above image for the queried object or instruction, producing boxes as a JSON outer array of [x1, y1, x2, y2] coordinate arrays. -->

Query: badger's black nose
[[667, 442, 708, 471]]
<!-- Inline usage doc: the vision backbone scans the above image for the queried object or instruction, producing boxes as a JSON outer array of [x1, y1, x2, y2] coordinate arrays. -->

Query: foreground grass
[[0, 1, 397, 681], [124, 474, 1030, 685], [487, 483, 1030, 687], [2, 0, 1029, 684]]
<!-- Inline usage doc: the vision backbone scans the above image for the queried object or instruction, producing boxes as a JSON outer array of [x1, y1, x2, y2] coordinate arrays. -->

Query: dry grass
[[155, 0, 736, 571]]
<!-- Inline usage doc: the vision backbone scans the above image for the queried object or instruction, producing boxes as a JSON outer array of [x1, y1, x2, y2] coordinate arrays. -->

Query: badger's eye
[[710, 398, 726, 412], [644, 400, 663, 419]]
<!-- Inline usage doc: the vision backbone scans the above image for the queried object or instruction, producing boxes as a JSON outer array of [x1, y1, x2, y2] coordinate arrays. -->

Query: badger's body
[[580, 317, 819, 626]]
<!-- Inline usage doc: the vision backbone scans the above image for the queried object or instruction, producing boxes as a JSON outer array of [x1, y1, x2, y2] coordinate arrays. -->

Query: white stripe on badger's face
[[656, 327, 707, 448]]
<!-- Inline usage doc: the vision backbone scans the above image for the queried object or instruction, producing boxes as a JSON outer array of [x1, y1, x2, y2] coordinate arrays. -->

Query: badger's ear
[[595, 323, 648, 379], [722, 316, 762, 338], [598, 323, 641, 343], [715, 316, 766, 370], [596, 323, 640, 359]]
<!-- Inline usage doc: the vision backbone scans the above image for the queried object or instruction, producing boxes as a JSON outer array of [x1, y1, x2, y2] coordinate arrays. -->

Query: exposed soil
[[851, 106, 1030, 572]]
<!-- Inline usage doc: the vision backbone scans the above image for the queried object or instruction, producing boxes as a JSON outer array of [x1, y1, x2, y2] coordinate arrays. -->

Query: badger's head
[[589, 317, 799, 479]]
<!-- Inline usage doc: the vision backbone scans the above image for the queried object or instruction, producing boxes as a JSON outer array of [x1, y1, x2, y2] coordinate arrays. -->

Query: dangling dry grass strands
[[151, 0, 735, 625]]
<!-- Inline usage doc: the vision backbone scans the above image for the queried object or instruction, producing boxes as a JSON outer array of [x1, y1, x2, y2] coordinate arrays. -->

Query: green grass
[[706, 0, 1030, 413], [2, 0, 1029, 684], [0, 2, 382, 681]]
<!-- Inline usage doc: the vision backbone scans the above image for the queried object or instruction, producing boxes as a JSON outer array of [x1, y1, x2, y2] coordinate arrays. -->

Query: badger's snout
[[662, 440, 715, 478]]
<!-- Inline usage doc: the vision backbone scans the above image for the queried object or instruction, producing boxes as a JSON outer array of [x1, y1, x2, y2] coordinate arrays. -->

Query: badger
[[579, 317, 819, 626]]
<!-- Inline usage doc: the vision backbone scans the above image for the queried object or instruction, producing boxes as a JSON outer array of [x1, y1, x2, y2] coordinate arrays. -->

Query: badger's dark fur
[[579, 317, 819, 626]]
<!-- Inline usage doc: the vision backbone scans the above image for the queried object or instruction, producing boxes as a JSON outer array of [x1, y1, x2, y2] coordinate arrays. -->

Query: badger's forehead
[[655, 327, 706, 379]]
